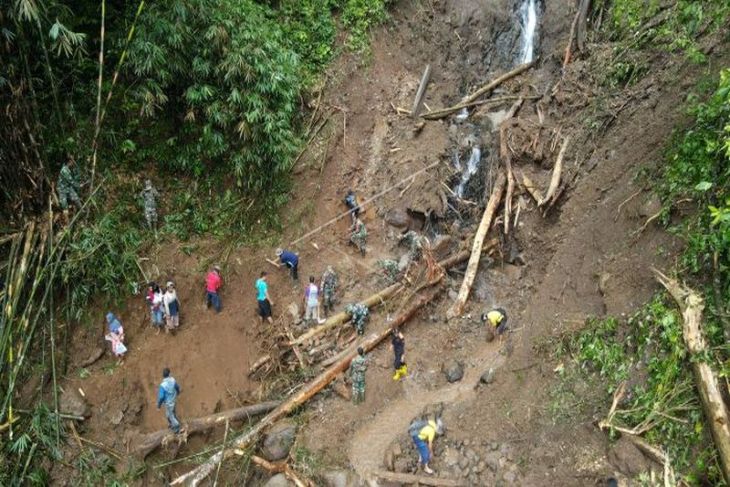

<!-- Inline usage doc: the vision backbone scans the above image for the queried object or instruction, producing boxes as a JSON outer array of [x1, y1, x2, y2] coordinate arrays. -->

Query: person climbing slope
[[163, 281, 180, 332], [302, 276, 323, 326], [349, 217, 367, 256], [104, 312, 127, 363], [409, 417, 444, 474], [391, 327, 407, 381], [482, 307, 508, 342], [157, 367, 182, 434], [205, 265, 223, 313]]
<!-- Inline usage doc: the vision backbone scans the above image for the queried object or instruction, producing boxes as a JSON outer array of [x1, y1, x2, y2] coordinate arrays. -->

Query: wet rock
[[264, 473, 292, 487], [442, 359, 464, 383], [480, 368, 496, 385], [60, 388, 91, 418], [485, 451, 501, 472], [393, 457, 412, 473], [608, 437, 649, 477], [80, 347, 105, 367], [109, 410, 124, 426], [261, 420, 297, 461], [385, 208, 411, 228], [458, 455, 470, 469]]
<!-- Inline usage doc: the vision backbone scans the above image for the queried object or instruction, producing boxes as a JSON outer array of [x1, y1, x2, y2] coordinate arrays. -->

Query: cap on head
[[106, 312, 115, 323], [357, 346, 364, 356], [166, 281, 174, 288], [275, 248, 283, 256], [213, 265, 221, 272], [162, 367, 170, 378]]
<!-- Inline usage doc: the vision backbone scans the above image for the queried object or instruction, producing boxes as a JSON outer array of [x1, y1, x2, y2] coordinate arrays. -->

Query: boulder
[[323, 469, 359, 487], [261, 420, 297, 461], [485, 451, 501, 472], [480, 368, 496, 385], [442, 359, 464, 383], [385, 209, 410, 228], [263, 473, 292, 487], [60, 388, 91, 418]]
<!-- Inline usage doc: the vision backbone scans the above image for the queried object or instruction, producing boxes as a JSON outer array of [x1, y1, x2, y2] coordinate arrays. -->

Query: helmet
[[275, 248, 283, 256]]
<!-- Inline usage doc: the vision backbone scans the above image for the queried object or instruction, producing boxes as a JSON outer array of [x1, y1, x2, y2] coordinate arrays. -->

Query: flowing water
[[519, 0, 538, 64], [455, 146, 482, 198]]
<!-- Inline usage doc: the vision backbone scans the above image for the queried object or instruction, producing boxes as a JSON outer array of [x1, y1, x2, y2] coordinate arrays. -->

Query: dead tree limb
[[248, 355, 272, 377], [421, 95, 541, 121], [500, 98, 523, 235], [563, 7, 581, 70], [519, 171, 544, 206], [654, 269, 730, 485], [411, 65, 432, 117], [251, 455, 311, 487], [576, 0, 592, 53], [131, 401, 280, 459], [371, 470, 466, 486], [447, 172, 507, 319], [421, 61, 537, 120], [170, 287, 444, 486], [540, 136, 570, 208]]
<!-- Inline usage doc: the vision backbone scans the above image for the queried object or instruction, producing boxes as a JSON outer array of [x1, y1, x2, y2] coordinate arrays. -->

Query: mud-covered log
[[655, 269, 730, 485], [131, 401, 279, 459], [251, 456, 311, 487], [541, 136, 570, 208], [371, 470, 466, 486], [411, 64, 432, 117], [170, 286, 444, 486], [447, 172, 506, 319]]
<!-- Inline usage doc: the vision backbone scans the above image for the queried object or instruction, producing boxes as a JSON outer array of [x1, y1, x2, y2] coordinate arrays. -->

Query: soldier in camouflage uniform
[[57, 156, 81, 217], [349, 217, 367, 256], [377, 259, 400, 283], [349, 347, 368, 404], [139, 179, 160, 231], [321, 266, 338, 317], [345, 303, 369, 335], [399, 230, 424, 261]]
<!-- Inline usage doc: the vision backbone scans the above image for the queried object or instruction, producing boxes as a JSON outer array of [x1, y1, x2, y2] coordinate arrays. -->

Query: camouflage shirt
[[322, 269, 337, 296], [349, 354, 368, 381], [139, 186, 160, 211], [57, 164, 79, 192]]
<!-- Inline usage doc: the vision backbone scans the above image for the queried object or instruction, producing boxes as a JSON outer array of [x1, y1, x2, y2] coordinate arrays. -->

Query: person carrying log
[[391, 327, 407, 381], [349, 217, 368, 256], [409, 417, 445, 475], [482, 307, 508, 342], [320, 266, 338, 317], [345, 303, 369, 336], [255, 271, 274, 325], [349, 347, 368, 404], [157, 367, 182, 434], [276, 248, 299, 281], [205, 265, 223, 313]]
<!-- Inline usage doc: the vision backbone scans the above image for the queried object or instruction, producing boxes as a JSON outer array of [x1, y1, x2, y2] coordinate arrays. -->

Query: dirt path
[[348, 342, 506, 483]]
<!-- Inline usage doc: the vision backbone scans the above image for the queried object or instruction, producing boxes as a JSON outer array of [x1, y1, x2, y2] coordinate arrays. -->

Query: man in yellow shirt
[[482, 307, 508, 340], [409, 418, 444, 474]]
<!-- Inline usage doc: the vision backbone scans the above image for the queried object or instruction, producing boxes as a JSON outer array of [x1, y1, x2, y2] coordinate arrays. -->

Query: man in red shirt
[[205, 265, 223, 313]]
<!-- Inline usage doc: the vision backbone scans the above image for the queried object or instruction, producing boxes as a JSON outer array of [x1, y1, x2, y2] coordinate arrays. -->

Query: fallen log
[[500, 98, 523, 235], [371, 470, 466, 486], [411, 64, 432, 117], [540, 136, 570, 208], [655, 269, 730, 485], [563, 7, 581, 70], [421, 61, 537, 120], [170, 286, 444, 486], [576, 0, 591, 53], [447, 172, 506, 319], [131, 400, 279, 459], [291, 248, 487, 346], [248, 354, 272, 377], [251, 455, 311, 487], [421, 95, 540, 121], [519, 171, 544, 206]]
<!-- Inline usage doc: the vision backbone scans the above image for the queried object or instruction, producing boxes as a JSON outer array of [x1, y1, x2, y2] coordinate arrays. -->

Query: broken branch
[[540, 135, 570, 208]]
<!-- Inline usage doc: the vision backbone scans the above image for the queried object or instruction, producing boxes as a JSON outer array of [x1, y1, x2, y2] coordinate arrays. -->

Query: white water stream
[[519, 0, 538, 63], [455, 146, 482, 198]]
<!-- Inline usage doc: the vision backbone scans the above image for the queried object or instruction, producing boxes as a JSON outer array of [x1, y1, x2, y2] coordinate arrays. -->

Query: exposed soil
[[50, 0, 730, 485]]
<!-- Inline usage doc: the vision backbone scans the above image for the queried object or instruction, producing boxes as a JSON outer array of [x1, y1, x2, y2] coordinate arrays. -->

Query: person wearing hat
[[409, 417, 444, 474], [163, 281, 180, 332], [349, 347, 368, 405], [205, 265, 223, 313], [157, 367, 182, 433], [138, 179, 160, 231], [276, 248, 299, 281]]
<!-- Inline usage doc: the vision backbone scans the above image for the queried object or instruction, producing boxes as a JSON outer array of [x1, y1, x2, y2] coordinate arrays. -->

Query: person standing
[[320, 266, 338, 317], [276, 248, 299, 281], [409, 418, 444, 474], [139, 179, 160, 231], [350, 217, 367, 256], [391, 328, 407, 381], [256, 272, 274, 324], [345, 303, 369, 335], [205, 265, 223, 313], [146, 282, 165, 333], [163, 281, 180, 332], [57, 155, 82, 220], [104, 312, 127, 363], [157, 368, 182, 434], [349, 347, 368, 405], [344, 190, 361, 224], [302, 276, 322, 326]]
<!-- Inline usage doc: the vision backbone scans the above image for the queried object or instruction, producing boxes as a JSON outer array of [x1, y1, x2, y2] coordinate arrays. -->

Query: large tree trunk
[[131, 401, 280, 459], [170, 286, 444, 486], [447, 172, 506, 319], [655, 269, 730, 485]]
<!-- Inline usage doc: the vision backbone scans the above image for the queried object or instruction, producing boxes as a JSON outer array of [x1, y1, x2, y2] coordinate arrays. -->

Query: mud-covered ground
[[48, 0, 730, 485]]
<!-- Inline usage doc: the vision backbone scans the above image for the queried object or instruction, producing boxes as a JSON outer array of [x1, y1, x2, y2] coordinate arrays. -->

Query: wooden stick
[[447, 172, 507, 319], [251, 456, 311, 487], [421, 61, 538, 120], [563, 7, 581, 70], [540, 136, 570, 208], [248, 354, 272, 377], [411, 65, 432, 117], [654, 269, 730, 485], [266, 258, 281, 268], [500, 98, 522, 235], [170, 287, 444, 486], [421, 95, 540, 121], [519, 171, 544, 206], [371, 470, 466, 486], [131, 400, 280, 459]]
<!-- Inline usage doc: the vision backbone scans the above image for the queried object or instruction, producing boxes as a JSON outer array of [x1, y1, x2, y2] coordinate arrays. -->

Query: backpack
[[408, 419, 428, 438]]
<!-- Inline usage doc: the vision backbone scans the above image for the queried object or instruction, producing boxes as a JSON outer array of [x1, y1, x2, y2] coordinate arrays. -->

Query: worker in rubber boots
[[320, 266, 338, 317], [139, 179, 160, 231], [157, 368, 182, 434], [349, 217, 367, 256], [391, 327, 407, 381], [409, 417, 444, 475], [57, 154, 82, 221], [482, 307, 508, 342], [349, 347, 368, 405]]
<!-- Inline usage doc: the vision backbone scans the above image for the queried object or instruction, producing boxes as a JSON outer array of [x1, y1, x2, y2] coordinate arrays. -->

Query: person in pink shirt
[[205, 265, 223, 313]]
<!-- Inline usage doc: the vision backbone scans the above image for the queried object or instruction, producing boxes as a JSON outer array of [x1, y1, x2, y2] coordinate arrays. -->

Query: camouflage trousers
[[323, 290, 335, 312], [145, 207, 158, 228], [350, 230, 367, 254], [58, 187, 81, 210], [351, 377, 365, 404]]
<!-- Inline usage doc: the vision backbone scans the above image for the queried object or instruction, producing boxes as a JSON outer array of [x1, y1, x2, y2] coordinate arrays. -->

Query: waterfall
[[518, 0, 538, 64], [456, 146, 482, 198]]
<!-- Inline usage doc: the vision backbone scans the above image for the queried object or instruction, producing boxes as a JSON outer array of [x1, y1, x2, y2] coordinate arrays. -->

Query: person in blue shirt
[[157, 367, 182, 434], [276, 248, 299, 281], [256, 271, 274, 324]]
